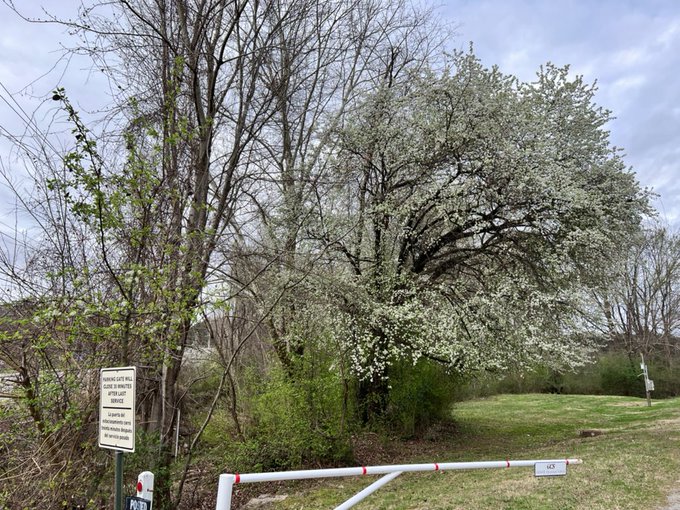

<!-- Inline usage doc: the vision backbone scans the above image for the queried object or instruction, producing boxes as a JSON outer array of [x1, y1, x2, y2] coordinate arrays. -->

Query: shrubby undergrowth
[[455, 350, 680, 399], [180, 355, 460, 478]]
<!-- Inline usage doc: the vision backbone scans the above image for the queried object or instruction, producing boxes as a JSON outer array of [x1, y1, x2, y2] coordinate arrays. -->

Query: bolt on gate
[[215, 457, 583, 509]]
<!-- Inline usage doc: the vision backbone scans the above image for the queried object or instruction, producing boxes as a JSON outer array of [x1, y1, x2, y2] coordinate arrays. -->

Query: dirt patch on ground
[[609, 401, 650, 407], [243, 494, 289, 507], [579, 429, 605, 438], [642, 417, 680, 434], [653, 418, 680, 427], [351, 422, 460, 466], [659, 489, 680, 510]]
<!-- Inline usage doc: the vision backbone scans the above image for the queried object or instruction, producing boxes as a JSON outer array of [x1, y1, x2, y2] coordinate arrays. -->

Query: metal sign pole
[[115, 450, 124, 510], [640, 353, 652, 407]]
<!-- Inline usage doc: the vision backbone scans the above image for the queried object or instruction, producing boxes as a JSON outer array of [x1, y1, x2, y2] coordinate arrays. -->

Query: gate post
[[137, 471, 154, 505], [215, 474, 235, 510]]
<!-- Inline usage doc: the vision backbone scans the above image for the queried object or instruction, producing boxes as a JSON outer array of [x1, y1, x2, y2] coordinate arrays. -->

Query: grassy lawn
[[235, 394, 680, 509]]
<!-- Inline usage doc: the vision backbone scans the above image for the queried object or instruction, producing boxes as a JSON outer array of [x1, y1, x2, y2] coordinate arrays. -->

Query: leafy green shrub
[[245, 362, 352, 471], [383, 359, 459, 437], [558, 352, 680, 398], [642, 359, 680, 398], [559, 363, 603, 395], [596, 352, 644, 396], [452, 364, 568, 398]]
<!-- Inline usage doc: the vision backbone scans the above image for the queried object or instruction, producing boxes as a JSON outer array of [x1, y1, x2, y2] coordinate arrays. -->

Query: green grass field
[[236, 394, 680, 509]]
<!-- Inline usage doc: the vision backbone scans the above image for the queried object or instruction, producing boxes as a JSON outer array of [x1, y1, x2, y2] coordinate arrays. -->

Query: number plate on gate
[[534, 461, 567, 477]]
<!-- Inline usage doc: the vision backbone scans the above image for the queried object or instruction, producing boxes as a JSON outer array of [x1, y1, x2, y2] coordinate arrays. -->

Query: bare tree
[[1, 0, 280, 506], [1, 0, 450, 507], [600, 225, 680, 362]]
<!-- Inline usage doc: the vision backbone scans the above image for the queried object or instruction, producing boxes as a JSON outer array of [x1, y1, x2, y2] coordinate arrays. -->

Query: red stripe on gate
[[362, 466, 367, 475], [234, 473, 240, 484], [506, 460, 510, 468], [434, 463, 439, 471]]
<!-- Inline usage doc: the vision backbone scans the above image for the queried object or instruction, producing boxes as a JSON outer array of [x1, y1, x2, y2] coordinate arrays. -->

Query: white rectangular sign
[[99, 366, 136, 452], [534, 461, 567, 477]]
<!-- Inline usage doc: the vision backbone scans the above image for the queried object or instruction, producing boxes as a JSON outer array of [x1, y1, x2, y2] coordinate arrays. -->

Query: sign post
[[99, 366, 136, 510], [116, 451, 124, 510], [640, 354, 653, 407], [126, 471, 154, 510]]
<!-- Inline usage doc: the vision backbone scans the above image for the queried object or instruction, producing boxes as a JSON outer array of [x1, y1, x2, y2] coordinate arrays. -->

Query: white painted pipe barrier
[[215, 458, 583, 510], [334, 471, 402, 510]]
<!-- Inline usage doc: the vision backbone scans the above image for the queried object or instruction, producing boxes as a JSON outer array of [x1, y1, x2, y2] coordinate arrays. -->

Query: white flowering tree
[[319, 50, 650, 417]]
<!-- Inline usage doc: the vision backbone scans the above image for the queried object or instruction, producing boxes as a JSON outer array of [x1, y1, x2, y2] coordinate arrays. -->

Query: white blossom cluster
[[318, 50, 648, 381]]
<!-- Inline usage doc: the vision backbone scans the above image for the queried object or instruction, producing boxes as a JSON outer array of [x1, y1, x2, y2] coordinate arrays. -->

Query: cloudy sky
[[1, 0, 679, 231], [444, 0, 680, 223]]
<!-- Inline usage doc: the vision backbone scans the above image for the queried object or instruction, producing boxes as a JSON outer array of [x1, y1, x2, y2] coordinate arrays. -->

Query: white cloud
[[444, 0, 680, 225], [656, 19, 680, 48], [2, 0, 680, 226], [611, 48, 647, 68], [610, 74, 647, 96]]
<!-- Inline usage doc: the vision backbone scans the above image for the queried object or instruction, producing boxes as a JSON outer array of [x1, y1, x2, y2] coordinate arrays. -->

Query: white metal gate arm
[[334, 471, 403, 510], [228, 458, 582, 483], [215, 458, 583, 510]]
